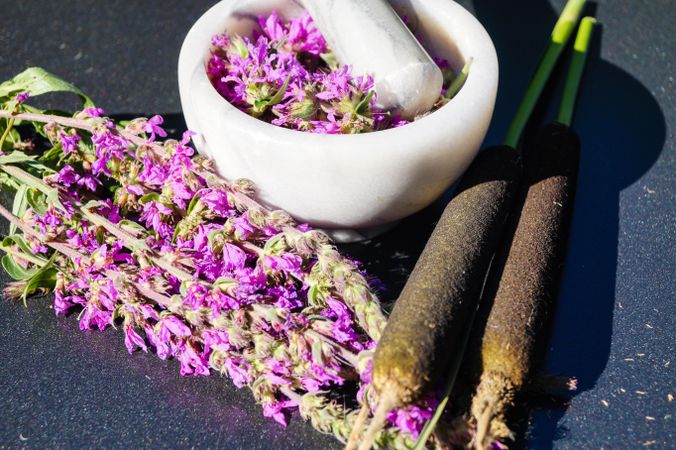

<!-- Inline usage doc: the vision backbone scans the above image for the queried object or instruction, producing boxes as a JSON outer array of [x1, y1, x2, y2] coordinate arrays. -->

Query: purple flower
[[53, 289, 83, 316], [167, 176, 194, 209], [138, 156, 167, 186], [137, 303, 159, 321], [15, 91, 30, 104], [387, 397, 438, 438], [93, 199, 122, 224], [126, 184, 144, 195], [301, 377, 321, 393], [224, 358, 252, 388], [60, 132, 81, 154], [264, 253, 303, 276], [97, 279, 119, 310], [6, 63, 405, 437], [223, 243, 247, 272], [124, 326, 148, 353], [79, 304, 112, 331], [159, 315, 192, 340], [184, 283, 209, 310], [34, 209, 62, 234], [259, 11, 285, 44], [53, 165, 80, 187], [91, 126, 129, 176], [203, 329, 231, 352], [211, 33, 229, 48], [180, 130, 196, 146], [84, 107, 104, 117], [231, 214, 256, 239], [206, 10, 451, 134], [262, 399, 296, 427], [140, 201, 173, 236], [356, 359, 373, 403], [200, 189, 230, 216], [177, 341, 210, 376], [145, 324, 170, 360], [143, 115, 168, 141], [77, 173, 102, 192], [287, 12, 326, 55]]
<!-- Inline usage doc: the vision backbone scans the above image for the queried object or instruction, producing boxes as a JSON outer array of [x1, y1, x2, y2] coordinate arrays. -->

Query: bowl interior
[[203, 0, 469, 114]]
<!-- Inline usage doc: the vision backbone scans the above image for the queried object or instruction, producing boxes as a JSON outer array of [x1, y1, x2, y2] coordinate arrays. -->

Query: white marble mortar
[[178, 0, 498, 242]]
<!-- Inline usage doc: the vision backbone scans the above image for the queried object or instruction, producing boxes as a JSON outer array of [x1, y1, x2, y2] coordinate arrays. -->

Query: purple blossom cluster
[[206, 11, 428, 134], [0, 105, 438, 447]]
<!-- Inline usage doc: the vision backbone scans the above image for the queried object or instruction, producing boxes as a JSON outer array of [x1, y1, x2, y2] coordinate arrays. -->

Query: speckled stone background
[[0, 1, 673, 449]]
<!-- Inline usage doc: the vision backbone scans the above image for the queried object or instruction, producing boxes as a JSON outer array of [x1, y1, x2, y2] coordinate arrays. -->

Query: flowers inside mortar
[[207, 11, 460, 134]]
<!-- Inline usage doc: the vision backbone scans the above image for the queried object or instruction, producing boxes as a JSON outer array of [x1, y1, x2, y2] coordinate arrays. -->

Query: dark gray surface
[[0, 1, 673, 449]]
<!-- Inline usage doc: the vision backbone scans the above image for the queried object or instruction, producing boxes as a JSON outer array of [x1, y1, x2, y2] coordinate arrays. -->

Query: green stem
[[0, 163, 50, 194], [0, 118, 15, 150], [503, 0, 586, 148], [0, 162, 193, 282], [0, 111, 388, 343], [445, 57, 473, 100], [0, 244, 48, 266], [0, 158, 369, 374], [0, 202, 81, 260], [557, 17, 597, 126], [0, 111, 264, 218]]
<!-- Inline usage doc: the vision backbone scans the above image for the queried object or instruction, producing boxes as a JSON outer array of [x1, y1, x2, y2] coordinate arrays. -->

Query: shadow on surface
[[341, 1, 667, 448], [114, 1, 667, 443]]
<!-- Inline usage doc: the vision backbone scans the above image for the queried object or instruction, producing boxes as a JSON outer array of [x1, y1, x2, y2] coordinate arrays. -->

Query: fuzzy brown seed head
[[371, 146, 522, 407], [480, 337, 528, 388], [372, 354, 424, 406], [471, 371, 517, 449]]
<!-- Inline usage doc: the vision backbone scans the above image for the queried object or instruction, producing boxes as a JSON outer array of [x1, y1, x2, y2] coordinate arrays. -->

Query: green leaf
[[10, 184, 28, 234], [1, 254, 38, 281], [320, 52, 339, 71], [0, 67, 94, 107], [179, 280, 189, 297], [355, 90, 375, 115], [171, 221, 184, 244], [186, 191, 203, 216], [25, 159, 57, 175], [118, 219, 149, 236], [307, 283, 319, 305], [95, 226, 105, 245], [26, 188, 48, 214], [0, 125, 21, 152], [22, 252, 58, 304], [45, 188, 66, 212], [262, 234, 286, 255], [207, 229, 225, 253], [0, 151, 36, 165], [213, 276, 236, 290], [2, 234, 36, 256], [444, 57, 473, 100], [267, 74, 292, 107], [0, 171, 20, 189], [139, 192, 160, 204], [273, 36, 288, 51], [82, 199, 107, 210]]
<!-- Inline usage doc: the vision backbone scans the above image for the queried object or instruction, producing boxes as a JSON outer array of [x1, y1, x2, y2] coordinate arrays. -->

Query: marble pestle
[[300, 0, 443, 120]]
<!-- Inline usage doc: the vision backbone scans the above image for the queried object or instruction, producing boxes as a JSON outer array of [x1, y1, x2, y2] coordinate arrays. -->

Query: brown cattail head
[[373, 145, 522, 405]]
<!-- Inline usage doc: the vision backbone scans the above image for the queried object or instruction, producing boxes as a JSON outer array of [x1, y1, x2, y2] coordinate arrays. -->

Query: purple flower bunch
[[206, 11, 431, 134], [0, 103, 438, 447]]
